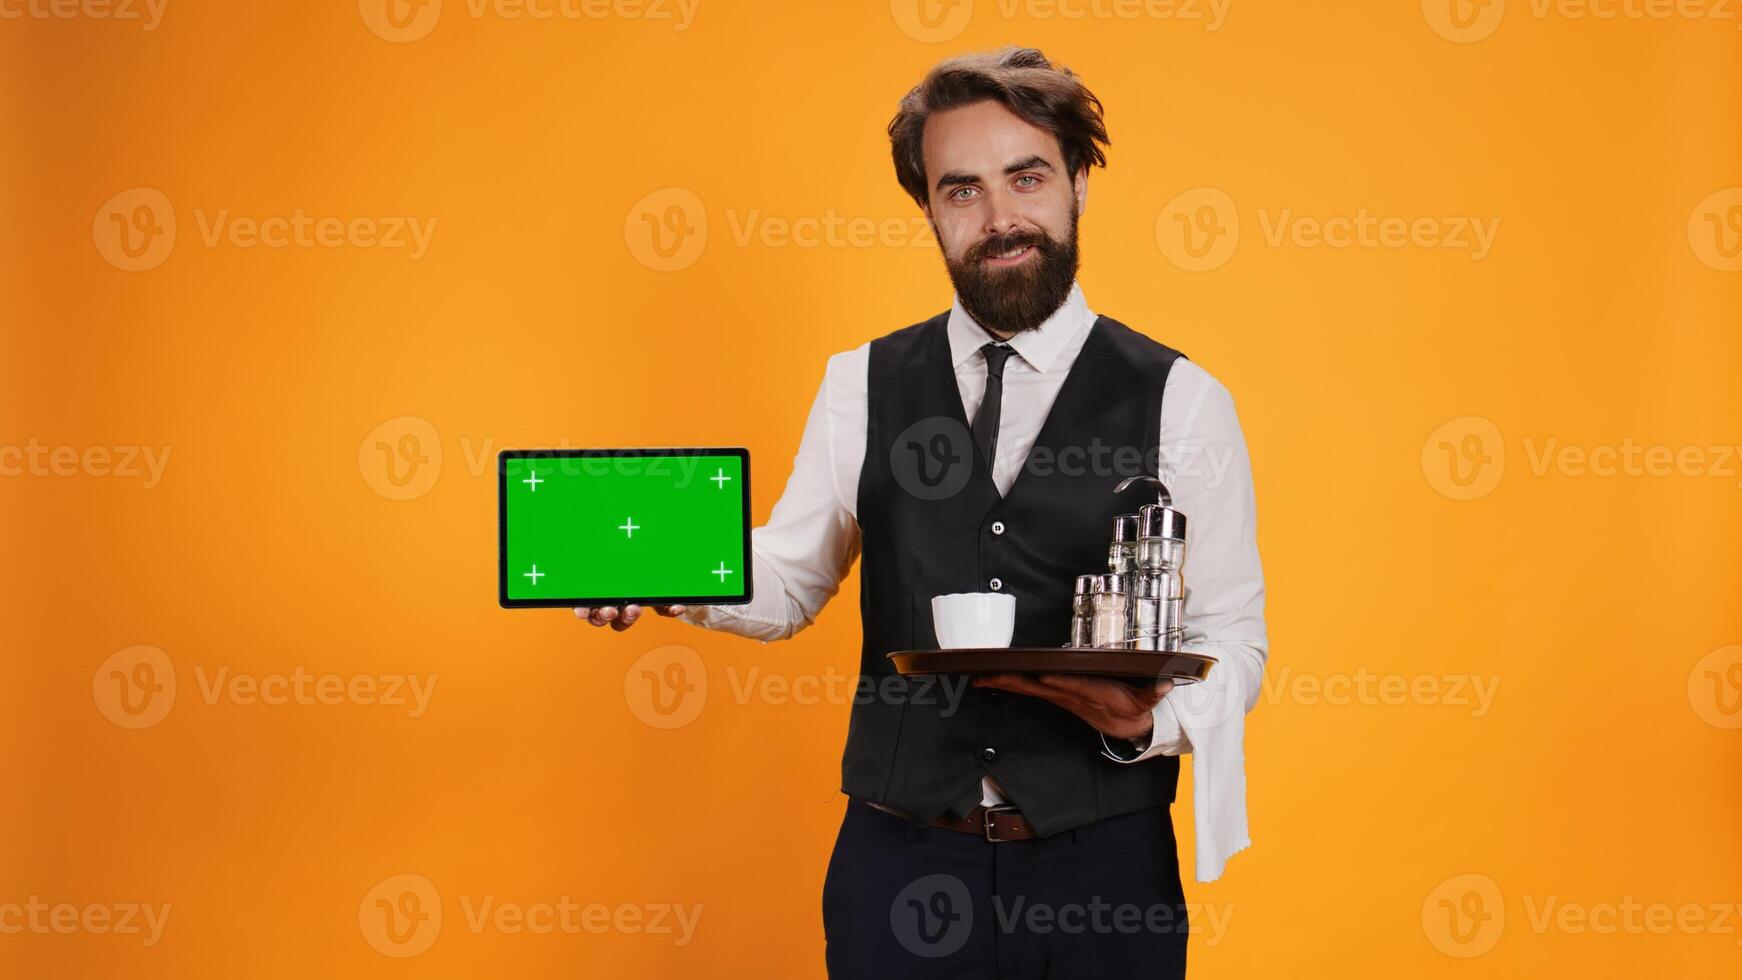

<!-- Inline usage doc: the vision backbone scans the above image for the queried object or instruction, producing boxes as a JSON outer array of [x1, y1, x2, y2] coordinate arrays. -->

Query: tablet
[[498, 448, 752, 608]]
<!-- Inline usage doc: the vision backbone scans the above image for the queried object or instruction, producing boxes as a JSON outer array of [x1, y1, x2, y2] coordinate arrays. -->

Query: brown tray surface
[[888, 647, 1215, 683]]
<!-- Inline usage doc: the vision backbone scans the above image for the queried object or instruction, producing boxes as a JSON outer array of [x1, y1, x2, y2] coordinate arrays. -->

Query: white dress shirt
[[679, 282, 1268, 882]]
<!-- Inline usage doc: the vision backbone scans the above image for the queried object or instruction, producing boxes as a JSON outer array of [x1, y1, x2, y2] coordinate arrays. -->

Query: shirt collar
[[946, 281, 1094, 375]]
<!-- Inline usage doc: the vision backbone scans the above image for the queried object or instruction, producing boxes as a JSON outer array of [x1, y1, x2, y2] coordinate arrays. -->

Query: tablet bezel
[[497, 447, 753, 609]]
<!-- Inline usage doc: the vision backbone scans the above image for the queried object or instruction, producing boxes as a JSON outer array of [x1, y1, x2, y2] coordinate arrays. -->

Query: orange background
[[4, 0, 1741, 976]]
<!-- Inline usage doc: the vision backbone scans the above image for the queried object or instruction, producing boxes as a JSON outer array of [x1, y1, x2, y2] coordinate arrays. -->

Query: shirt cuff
[[1100, 698, 1192, 763]]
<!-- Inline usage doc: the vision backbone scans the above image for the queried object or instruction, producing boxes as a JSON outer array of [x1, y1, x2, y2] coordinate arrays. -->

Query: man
[[578, 47, 1266, 978]]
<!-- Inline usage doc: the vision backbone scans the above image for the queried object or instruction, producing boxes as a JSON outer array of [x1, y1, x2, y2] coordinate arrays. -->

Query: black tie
[[971, 342, 1015, 471]]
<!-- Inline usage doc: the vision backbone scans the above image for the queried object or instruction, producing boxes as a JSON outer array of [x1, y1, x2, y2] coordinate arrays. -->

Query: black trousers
[[821, 800, 1189, 979]]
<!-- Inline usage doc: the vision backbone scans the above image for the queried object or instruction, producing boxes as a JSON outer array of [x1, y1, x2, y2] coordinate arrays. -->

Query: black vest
[[842, 310, 1185, 837]]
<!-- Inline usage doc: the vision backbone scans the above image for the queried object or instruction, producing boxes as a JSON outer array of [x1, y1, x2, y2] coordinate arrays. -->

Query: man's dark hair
[[888, 46, 1110, 208]]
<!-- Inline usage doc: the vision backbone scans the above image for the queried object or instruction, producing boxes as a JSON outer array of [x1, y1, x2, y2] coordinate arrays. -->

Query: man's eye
[[1014, 174, 1039, 188], [950, 186, 978, 202]]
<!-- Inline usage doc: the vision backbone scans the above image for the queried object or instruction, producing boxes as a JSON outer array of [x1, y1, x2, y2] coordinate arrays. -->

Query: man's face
[[920, 98, 1088, 337]]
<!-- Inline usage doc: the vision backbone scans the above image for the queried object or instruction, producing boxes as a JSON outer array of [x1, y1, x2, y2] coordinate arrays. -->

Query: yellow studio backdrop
[[3, 0, 1740, 976]]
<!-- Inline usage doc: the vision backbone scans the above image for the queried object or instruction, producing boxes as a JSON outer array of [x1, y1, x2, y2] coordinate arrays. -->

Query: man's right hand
[[573, 605, 688, 631]]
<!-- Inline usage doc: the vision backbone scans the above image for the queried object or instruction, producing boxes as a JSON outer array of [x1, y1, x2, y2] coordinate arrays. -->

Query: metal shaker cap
[[1110, 514, 1140, 543], [1073, 574, 1096, 596], [1116, 475, 1186, 541], [1091, 573, 1128, 595], [1138, 502, 1187, 542]]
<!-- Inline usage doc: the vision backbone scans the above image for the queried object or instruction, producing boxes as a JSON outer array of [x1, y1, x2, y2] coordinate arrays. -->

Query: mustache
[[968, 230, 1050, 264]]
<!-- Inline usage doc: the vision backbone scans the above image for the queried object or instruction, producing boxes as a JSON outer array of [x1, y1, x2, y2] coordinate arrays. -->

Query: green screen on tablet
[[498, 448, 752, 608]]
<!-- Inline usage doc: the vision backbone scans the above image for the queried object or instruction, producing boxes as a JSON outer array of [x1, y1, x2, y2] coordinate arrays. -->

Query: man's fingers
[[1037, 673, 1165, 712], [574, 604, 684, 628], [977, 673, 1095, 715], [972, 673, 1054, 698], [1034, 673, 1101, 696], [1036, 673, 1145, 706]]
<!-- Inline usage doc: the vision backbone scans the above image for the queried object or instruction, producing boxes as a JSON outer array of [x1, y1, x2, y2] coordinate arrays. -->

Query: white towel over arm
[[1102, 359, 1269, 883]]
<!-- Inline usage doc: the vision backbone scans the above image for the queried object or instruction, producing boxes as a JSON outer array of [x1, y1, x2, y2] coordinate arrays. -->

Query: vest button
[[988, 577, 1003, 591], [990, 520, 1006, 535], [980, 747, 998, 764]]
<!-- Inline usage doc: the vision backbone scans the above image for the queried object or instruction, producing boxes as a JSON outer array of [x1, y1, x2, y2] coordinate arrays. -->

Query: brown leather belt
[[861, 799, 1040, 842]]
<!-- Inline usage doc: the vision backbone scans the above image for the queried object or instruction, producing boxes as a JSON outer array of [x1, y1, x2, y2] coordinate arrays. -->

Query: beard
[[939, 211, 1080, 337]]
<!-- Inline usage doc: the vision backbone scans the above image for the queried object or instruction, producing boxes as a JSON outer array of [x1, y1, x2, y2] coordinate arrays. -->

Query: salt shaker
[[1090, 573, 1130, 649]]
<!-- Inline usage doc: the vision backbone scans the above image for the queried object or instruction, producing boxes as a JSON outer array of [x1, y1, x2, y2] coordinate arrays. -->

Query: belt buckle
[[981, 803, 1019, 842]]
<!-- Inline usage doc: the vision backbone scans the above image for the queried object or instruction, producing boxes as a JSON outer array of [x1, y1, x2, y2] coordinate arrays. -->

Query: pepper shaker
[[1114, 475, 1190, 653], [1136, 501, 1187, 573], [1107, 514, 1139, 575], [1069, 574, 1096, 648]]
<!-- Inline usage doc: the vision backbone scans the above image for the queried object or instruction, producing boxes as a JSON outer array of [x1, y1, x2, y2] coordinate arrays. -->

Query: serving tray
[[887, 647, 1215, 684]]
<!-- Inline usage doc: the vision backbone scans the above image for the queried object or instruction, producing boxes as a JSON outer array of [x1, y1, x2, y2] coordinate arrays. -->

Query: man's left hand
[[971, 673, 1173, 742]]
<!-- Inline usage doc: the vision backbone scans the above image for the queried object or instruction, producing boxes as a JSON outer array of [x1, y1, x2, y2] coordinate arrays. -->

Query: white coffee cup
[[930, 592, 1017, 649]]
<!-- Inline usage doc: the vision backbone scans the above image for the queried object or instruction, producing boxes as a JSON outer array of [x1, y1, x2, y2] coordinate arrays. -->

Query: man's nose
[[981, 189, 1026, 238]]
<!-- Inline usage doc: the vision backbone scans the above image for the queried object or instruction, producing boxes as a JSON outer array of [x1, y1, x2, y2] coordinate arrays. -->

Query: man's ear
[[1073, 168, 1088, 218]]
